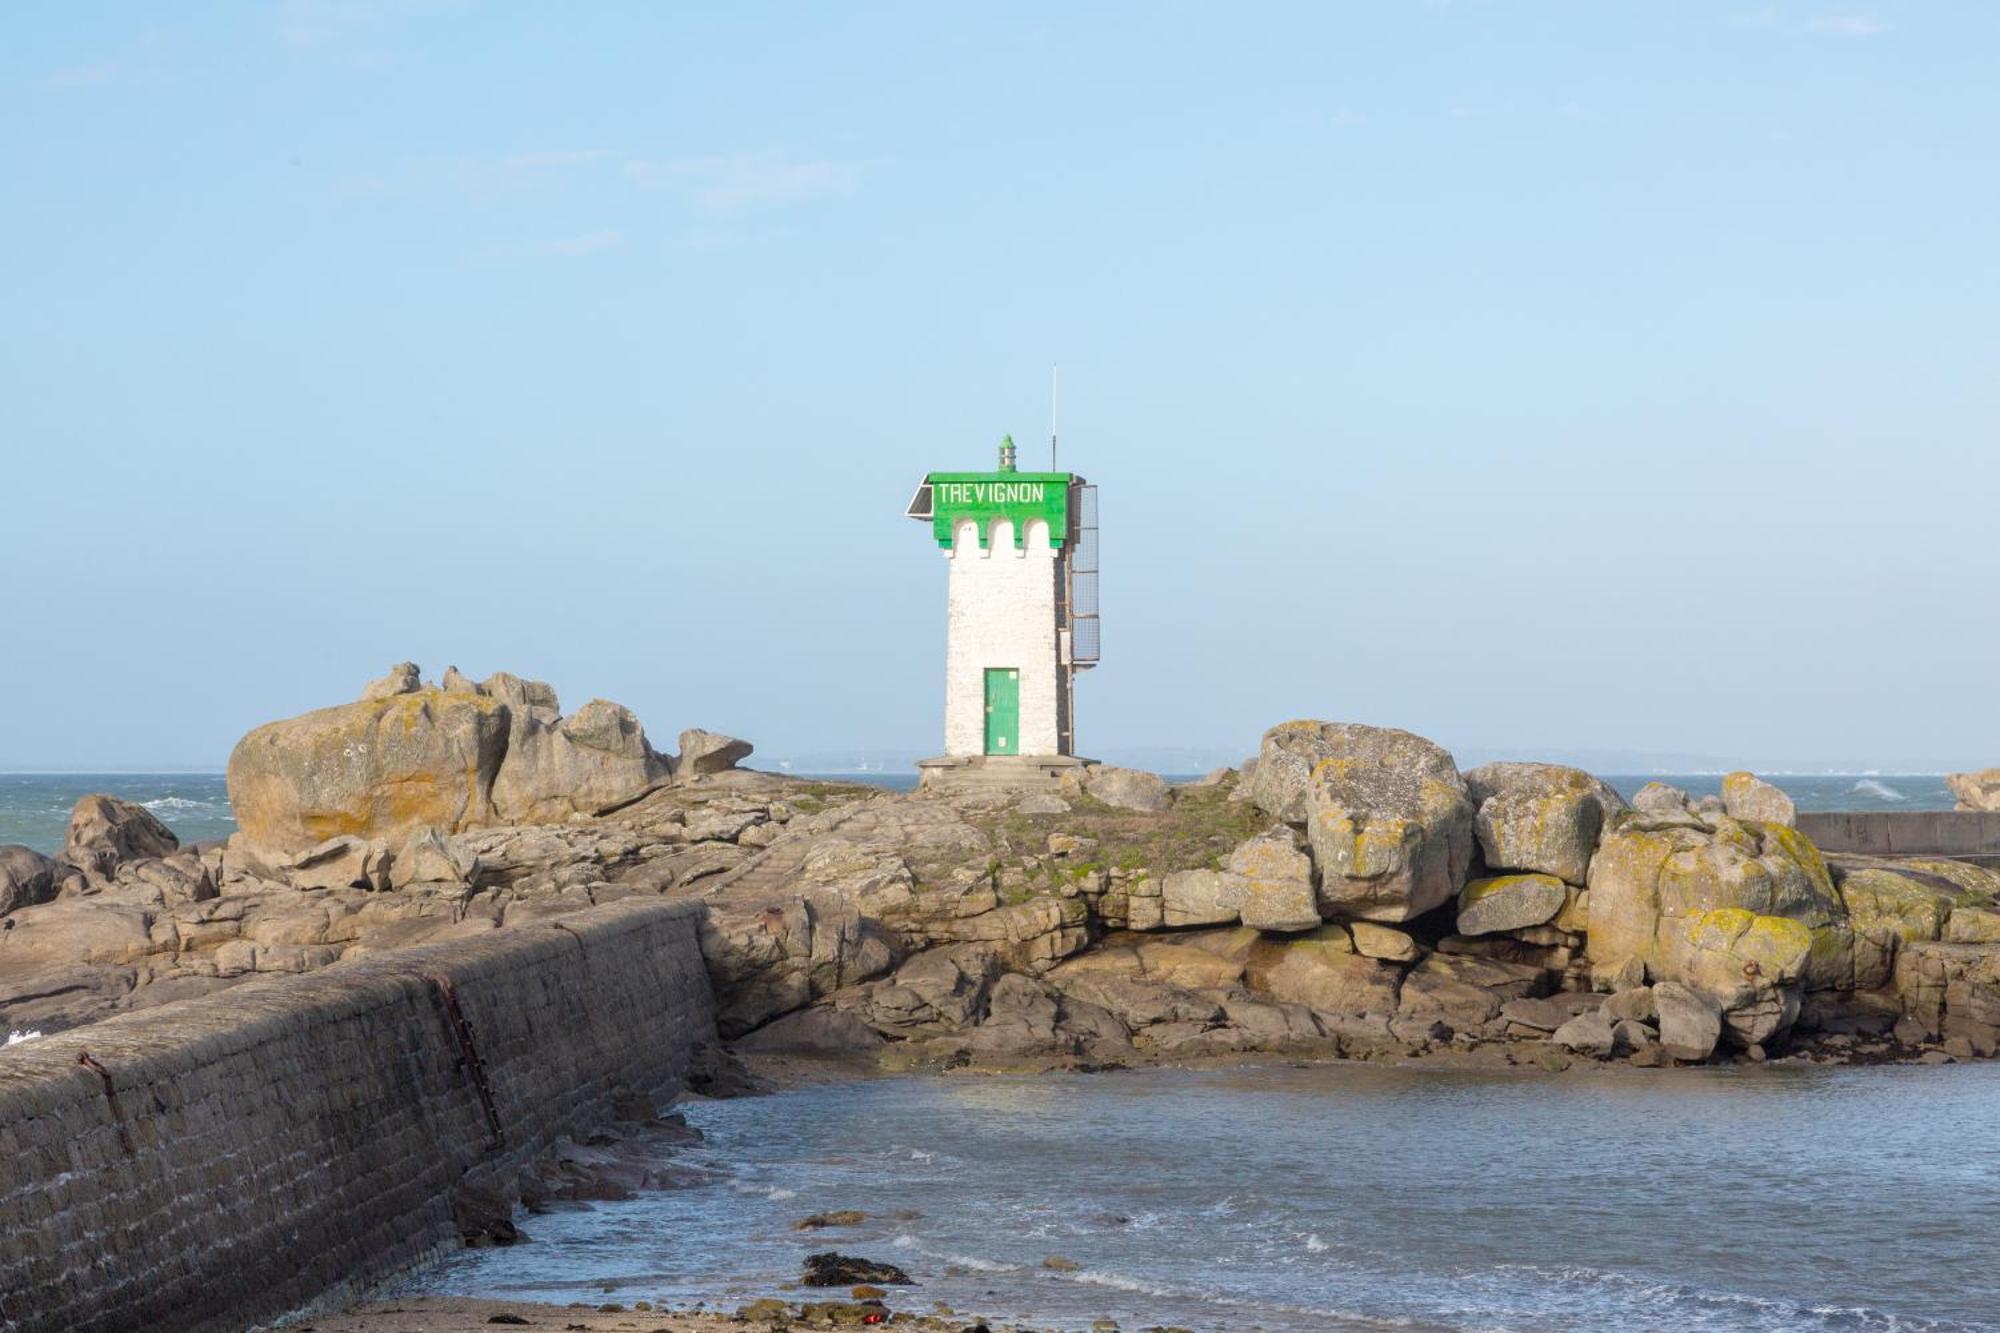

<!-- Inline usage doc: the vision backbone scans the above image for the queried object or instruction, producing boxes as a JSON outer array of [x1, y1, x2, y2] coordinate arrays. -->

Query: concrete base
[[915, 754, 1093, 795]]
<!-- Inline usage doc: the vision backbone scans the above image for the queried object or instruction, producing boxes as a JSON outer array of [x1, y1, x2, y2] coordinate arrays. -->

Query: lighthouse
[[906, 436, 1099, 789]]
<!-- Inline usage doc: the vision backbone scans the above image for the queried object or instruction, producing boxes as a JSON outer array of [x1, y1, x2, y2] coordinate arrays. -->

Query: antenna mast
[[1050, 364, 1059, 471]]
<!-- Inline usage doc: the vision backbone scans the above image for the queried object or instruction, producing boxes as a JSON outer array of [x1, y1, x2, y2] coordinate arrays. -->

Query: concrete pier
[[1797, 811, 2000, 865]]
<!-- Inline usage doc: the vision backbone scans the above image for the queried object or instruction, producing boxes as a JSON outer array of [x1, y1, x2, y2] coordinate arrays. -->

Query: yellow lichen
[[1761, 822, 1834, 897], [1686, 907, 1813, 978]]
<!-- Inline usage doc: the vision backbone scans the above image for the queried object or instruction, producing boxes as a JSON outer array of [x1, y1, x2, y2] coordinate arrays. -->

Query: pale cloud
[[277, 0, 367, 49], [355, 147, 859, 217], [276, 0, 463, 63], [33, 27, 172, 92], [474, 229, 621, 263], [334, 174, 395, 198], [450, 149, 620, 196], [41, 62, 119, 89], [544, 229, 620, 256], [624, 154, 860, 212], [1807, 11, 1888, 36], [497, 149, 617, 172], [1733, 6, 1889, 37]]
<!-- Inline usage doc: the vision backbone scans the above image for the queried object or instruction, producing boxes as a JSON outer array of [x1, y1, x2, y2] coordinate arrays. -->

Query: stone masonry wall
[[0, 898, 715, 1333], [944, 515, 1062, 756]]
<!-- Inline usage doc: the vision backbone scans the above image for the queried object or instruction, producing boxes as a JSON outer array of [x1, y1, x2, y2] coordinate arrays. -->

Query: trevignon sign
[[934, 480, 1051, 506], [921, 469, 1073, 549]]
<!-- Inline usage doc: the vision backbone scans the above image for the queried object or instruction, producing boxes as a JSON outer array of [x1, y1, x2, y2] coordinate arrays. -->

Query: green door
[[984, 668, 1020, 755]]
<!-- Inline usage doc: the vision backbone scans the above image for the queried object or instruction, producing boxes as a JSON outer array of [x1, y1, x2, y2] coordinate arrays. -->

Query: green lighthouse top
[[904, 437, 1075, 549]]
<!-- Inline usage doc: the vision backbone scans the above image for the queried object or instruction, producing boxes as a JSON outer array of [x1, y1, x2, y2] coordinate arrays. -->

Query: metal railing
[[1069, 484, 1099, 665]]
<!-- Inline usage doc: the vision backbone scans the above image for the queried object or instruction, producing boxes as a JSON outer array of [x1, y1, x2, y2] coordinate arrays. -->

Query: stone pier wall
[[1798, 810, 2000, 862], [0, 898, 715, 1333]]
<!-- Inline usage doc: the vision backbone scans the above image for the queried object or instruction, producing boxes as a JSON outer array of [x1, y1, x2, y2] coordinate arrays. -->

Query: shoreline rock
[[224, 664, 756, 859], [1946, 768, 2000, 812], [10, 698, 2000, 1073]]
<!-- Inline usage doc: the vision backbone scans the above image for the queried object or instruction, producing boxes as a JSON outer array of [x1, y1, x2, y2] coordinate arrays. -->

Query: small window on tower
[[904, 482, 934, 520]]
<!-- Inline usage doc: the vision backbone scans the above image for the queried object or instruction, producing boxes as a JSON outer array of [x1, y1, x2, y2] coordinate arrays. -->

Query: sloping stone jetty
[[0, 898, 712, 1333]]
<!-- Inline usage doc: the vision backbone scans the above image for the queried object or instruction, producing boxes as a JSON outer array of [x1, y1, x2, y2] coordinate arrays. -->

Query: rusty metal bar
[[423, 974, 505, 1151]]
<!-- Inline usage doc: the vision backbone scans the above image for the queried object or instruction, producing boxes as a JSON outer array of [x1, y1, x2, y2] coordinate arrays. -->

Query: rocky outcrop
[[1244, 926, 1402, 1014], [228, 683, 511, 854], [388, 827, 477, 889], [1159, 868, 1244, 928], [1245, 725, 1322, 825], [283, 835, 393, 892], [1225, 828, 1320, 931], [227, 665, 676, 855], [1249, 722, 1474, 923], [1838, 864, 1954, 948], [0, 845, 61, 916], [1894, 940, 2000, 1054], [492, 698, 667, 824], [1464, 762, 1625, 885], [677, 729, 753, 778], [63, 795, 179, 880], [1134, 829, 1319, 933], [1585, 784, 1842, 1045], [1722, 771, 1796, 827], [1456, 873, 1568, 937], [1652, 982, 1723, 1060], [1065, 765, 1172, 814], [1349, 921, 1422, 962], [1946, 769, 2000, 812], [360, 661, 422, 700], [1, 770, 822, 1036], [24, 700, 2000, 1074]]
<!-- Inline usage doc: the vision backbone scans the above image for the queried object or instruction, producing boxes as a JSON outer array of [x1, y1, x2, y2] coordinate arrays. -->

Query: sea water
[[411, 1063, 2000, 1331], [0, 773, 1960, 855], [1602, 773, 1953, 812], [0, 773, 236, 853]]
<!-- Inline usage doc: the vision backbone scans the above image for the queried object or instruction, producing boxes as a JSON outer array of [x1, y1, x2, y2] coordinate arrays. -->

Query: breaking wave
[[141, 795, 213, 811], [1850, 778, 1909, 803], [1493, 1263, 1981, 1332]]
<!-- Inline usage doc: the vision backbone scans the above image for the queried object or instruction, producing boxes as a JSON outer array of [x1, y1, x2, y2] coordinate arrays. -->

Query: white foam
[[1850, 778, 1908, 803], [141, 796, 207, 811], [6, 1030, 42, 1046], [933, 1252, 1017, 1273], [1068, 1269, 1177, 1297], [727, 1181, 795, 1200], [1304, 1233, 1329, 1252], [1495, 1262, 1957, 1329]]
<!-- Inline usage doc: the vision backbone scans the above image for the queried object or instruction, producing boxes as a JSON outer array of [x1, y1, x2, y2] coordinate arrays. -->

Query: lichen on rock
[[1465, 762, 1625, 885], [1249, 721, 1473, 924], [227, 664, 675, 855]]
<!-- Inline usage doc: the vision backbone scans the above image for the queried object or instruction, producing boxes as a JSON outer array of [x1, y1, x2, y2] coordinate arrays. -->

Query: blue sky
[[3, 2, 1996, 772]]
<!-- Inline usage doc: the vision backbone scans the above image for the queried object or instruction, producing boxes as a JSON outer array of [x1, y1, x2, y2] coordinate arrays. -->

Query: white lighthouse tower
[[906, 436, 1099, 790]]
